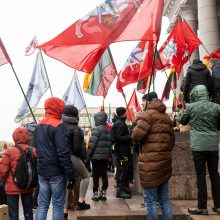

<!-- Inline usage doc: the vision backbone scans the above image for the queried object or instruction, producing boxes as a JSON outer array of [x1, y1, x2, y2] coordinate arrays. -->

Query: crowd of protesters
[[0, 58, 220, 220]]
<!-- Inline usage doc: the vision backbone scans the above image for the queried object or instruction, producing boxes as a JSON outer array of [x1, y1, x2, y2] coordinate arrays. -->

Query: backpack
[[12, 144, 38, 189]]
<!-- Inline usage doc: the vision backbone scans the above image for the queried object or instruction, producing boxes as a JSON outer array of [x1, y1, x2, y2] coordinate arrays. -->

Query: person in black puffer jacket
[[184, 59, 212, 103], [62, 105, 90, 211], [112, 107, 132, 199], [210, 58, 220, 104], [87, 111, 112, 201]]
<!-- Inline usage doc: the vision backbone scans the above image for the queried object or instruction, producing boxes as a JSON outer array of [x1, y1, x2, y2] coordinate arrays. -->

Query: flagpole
[[84, 104, 92, 128], [202, 44, 211, 56], [10, 64, 37, 124], [144, 41, 158, 111], [122, 89, 134, 123], [155, 47, 179, 105], [39, 50, 53, 97], [162, 69, 178, 101], [74, 70, 92, 128]]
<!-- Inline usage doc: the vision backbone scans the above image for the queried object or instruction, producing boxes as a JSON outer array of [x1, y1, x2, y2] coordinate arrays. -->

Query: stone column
[[197, 0, 220, 59], [180, 7, 199, 76]]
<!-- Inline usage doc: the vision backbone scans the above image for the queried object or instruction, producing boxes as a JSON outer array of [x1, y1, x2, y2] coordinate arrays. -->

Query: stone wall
[[134, 131, 213, 200], [169, 131, 211, 199]]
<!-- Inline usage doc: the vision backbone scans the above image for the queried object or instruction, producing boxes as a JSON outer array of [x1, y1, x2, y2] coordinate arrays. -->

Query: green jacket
[[179, 85, 220, 151]]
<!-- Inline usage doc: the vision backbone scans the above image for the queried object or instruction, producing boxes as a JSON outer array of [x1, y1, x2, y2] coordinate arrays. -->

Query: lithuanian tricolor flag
[[83, 48, 117, 98]]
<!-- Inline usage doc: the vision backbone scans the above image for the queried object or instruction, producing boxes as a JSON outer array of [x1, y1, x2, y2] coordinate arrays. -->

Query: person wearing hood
[[111, 107, 132, 199], [180, 85, 220, 215], [183, 59, 212, 103], [0, 127, 37, 220], [62, 105, 90, 211], [132, 92, 175, 220], [34, 97, 74, 220], [87, 111, 112, 201], [210, 58, 220, 104]]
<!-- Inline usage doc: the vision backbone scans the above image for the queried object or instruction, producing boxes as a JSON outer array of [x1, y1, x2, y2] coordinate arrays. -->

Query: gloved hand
[[67, 177, 75, 189]]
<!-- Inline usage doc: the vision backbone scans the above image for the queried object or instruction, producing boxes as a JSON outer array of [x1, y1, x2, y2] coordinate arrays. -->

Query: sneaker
[[99, 190, 107, 200], [75, 201, 90, 211], [188, 208, 208, 215], [212, 207, 220, 214], [92, 191, 99, 201], [116, 190, 132, 199]]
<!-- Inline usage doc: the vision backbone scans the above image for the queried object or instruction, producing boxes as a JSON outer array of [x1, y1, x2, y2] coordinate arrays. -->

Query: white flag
[[15, 52, 49, 122], [25, 36, 38, 56], [62, 70, 85, 112]]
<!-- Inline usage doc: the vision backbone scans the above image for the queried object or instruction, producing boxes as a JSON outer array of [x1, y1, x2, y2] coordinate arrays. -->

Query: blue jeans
[[144, 181, 172, 220], [35, 175, 67, 220], [7, 193, 33, 220]]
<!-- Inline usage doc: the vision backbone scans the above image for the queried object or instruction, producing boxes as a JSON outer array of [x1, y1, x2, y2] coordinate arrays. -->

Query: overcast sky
[[0, 0, 169, 141]]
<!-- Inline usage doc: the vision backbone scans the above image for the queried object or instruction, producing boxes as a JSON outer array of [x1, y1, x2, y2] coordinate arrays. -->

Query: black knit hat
[[142, 92, 158, 101], [116, 107, 126, 116], [63, 105, 79, 117]]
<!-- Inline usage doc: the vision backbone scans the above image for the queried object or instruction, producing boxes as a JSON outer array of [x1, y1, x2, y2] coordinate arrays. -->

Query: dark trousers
[[116, 155, 131, 190], [7, 193, 33, 220], [192, 151, 220, 209], [92, 160, 108, 193], [32, 181, 39, 207]]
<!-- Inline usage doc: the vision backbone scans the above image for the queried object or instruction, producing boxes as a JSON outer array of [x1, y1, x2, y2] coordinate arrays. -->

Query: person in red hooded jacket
[[0, 127, 37, 220]]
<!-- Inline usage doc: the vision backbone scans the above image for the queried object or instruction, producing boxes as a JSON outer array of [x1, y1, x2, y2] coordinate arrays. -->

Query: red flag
[[0, 38, 11, 66], [25, 36, 38, 56], [126, 89, 142, 122], [203, 48, 220, 60], [38, 0, 164, 72], [117, 41, 154, 92], [158, 19, 202, 76]]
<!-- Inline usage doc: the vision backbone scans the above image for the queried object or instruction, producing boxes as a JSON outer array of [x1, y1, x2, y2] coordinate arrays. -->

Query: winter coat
[[34, 97, 74, 181], [212, 60, 220, 104], [87, 112, 112, 161], [111, 116, 132, 156], [62, 115, 84, 159], [180, 85, 220, 151], [184, 60, 212, 103], [132, 99, 175, 188], [0, 127, 37, 195]]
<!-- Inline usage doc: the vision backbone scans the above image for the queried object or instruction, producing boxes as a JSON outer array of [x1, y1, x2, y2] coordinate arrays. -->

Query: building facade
[[20, 107, 117, 129], [164, 0, 220, 61]]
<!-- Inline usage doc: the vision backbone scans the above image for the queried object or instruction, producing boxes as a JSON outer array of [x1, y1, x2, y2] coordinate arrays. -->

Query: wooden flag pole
[[39, 50, 53, 97], [10, 64, 37, 124]]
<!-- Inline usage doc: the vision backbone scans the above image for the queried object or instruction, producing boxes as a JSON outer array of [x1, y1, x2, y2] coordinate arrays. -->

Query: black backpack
[[12, 144, 38, 189]]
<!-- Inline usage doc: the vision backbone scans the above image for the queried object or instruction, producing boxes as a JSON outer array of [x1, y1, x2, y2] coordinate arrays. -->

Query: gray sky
[[0, 0, 169, 141]]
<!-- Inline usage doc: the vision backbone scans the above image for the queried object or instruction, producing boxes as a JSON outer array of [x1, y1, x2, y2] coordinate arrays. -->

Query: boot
[[75, 201, 90, 210], [116, 190, 131, 199], [188, 208, 208, 215]]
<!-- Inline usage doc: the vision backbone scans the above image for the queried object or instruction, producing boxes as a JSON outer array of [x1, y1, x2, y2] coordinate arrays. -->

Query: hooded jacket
[[34, 97, 74, 181], [87, 112, 112, 161], [132, 99, 175, 188], [111, 116, 132, 156], [184, 59, 212, 102], [212, 60, 220, 100], [180, 85, 220, 151], [0, 127, 37, 195]]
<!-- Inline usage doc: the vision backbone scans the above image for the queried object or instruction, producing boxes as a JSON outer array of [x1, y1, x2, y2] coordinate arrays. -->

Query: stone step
[[190, 216, 220, 220]]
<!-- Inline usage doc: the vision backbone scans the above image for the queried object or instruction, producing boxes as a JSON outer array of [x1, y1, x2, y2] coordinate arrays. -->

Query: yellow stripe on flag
[[83, 72, 93, 91]]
